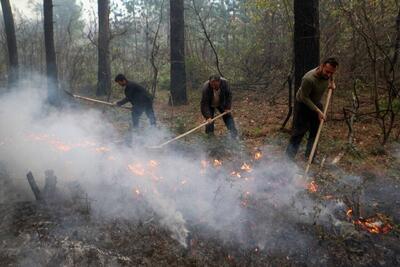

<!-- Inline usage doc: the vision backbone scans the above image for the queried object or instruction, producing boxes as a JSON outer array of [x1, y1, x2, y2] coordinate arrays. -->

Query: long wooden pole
[[149, 111, 231, 149], [65, 90, 132, 110], [304, 88, 333, 178]]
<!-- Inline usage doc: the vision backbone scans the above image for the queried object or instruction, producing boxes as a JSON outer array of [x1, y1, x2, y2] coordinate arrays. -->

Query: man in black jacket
[[114, 74, 156, 128], [200, 75, 238, 138]]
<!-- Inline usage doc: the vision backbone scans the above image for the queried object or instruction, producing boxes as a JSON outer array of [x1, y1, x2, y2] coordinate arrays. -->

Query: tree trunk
[[44, 0, 59, 105], [170, 0, 187, 105], [1, 0, 18, 87], [293, 0, 320, 93], [96, 0, 111, 96]]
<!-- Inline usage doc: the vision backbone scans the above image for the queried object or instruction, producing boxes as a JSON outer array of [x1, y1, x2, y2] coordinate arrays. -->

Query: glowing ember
[[134, 188, 141, 195], [354, 216, 393, 234], [213, 159, 222, 167], [254, 151, 263, 160], [230, 171, 241, 178], [127, 163, 146, 176], [347, 210, 393, 234], [346, 209, 353, 218], [240, 199, 249, 207], [26, 133, 112, 154], [54, 143, 72, 152], [148, 160, 158, 168], [307, 181, 318, 193], [241, 163, 252, 172], [95, 146, 110, 153]]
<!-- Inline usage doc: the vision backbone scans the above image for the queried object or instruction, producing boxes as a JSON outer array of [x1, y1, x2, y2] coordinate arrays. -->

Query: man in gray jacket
[[200, 75, 238, 139]]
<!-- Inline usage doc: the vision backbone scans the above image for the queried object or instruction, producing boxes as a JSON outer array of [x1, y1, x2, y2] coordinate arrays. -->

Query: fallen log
[[26, 171, 42, 201]]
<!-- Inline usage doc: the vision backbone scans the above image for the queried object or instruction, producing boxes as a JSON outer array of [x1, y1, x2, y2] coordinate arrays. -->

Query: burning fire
[[127, 163, 146, 176], [353, 216, 393, 234], [148, 160, 158, 168], [240, 163, 252, 172], [213, 159, 222, 167], [346, 209, 353, 218], [230, 171, 241, 178], [346, 209, 393, 234], [254, 151, 263, 160], [95, 146, 110, 153], [307, 181, 318, 193], [133, 188, 142, 197], [26, 133, 112, 154]]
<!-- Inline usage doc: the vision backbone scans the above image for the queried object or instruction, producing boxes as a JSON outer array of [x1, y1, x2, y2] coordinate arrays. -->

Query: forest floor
[[0, 87, 399, 266]]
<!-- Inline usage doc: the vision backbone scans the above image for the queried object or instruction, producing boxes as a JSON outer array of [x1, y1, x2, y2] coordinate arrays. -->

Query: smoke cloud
[[0, 78, 337, 252]]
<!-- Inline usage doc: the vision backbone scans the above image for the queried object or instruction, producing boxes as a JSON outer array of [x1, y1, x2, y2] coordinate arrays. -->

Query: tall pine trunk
[[96, 0, 111, 96], [294, 0, 320, 93], [1, 0, 18, 87], [170, 0, 187, 105], [44, 0, 59, 105]]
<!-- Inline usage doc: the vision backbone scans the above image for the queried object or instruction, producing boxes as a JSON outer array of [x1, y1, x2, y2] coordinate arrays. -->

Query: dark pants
[[205, 107, 238, 138], [286, 101, 322, 160], [132, 104, 156, 128]]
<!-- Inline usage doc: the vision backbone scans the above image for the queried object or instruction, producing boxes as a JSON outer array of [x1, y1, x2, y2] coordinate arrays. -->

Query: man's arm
[[297, 78, 320, 113], [116, 97, 129, 106], [200, 83, 212, 118]]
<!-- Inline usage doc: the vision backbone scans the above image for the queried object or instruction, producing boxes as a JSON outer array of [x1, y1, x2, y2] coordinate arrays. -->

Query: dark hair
[[115, 74, 127, 82], [322, 57, 339, 67], [209, 74, 221, 82]]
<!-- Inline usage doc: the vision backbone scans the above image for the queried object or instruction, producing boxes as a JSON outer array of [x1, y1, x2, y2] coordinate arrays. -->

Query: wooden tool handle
[[304, 88, 333, 178], [149, 111, 231, 149]]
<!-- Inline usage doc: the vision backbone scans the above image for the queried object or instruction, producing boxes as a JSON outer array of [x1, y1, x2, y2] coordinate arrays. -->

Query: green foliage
[[158, 67, 170, 91], [379, 98, 400, 113]]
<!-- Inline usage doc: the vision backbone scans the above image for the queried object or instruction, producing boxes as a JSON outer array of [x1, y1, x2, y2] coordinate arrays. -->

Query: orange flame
[[354, 216, 393, 234], [134, 188, 141, 195], [230, 171, 242, 178], [307, 181, 318, 193], [346, 210, 393, 234], [54, 143, 72, 152], [127, 163, 146, 176], [346, 209, 353, 218], [241, 163, 252, 172], [148, 160, 158, 168], [254, 151, 263, 160], [213, 159, 222, 167], [95, 146, 110, 153]]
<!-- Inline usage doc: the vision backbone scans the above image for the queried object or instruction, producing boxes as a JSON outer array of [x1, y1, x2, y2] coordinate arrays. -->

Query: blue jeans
[[205, 107, 238, 138]]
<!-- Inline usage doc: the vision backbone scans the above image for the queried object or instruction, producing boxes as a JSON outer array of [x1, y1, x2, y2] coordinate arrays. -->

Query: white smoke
[[0, 78, 336, 250]]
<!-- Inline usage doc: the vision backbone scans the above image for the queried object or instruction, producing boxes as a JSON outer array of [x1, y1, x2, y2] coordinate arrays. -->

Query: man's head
[[318, 57, 338, 80], [209, 74, 221, 91], [115, 74, 128, 87]]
